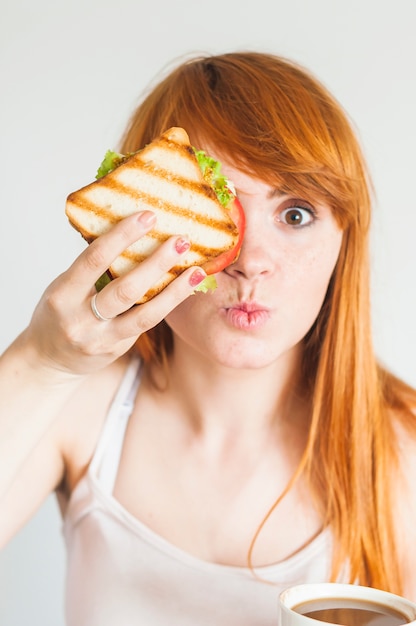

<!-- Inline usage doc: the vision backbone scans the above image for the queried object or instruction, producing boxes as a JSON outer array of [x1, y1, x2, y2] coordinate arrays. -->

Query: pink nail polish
[[189, 269, 206, 287], [175, 237, 190, 254]]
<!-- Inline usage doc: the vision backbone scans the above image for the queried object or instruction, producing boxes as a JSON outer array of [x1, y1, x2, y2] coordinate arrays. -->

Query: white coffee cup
[[279, 583, 416, 626]]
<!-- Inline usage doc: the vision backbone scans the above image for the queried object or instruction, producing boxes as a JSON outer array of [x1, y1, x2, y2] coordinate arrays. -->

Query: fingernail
[[189, 269, 207, 287], [175, 237, 190, 254], [138, 211, 156, 226]]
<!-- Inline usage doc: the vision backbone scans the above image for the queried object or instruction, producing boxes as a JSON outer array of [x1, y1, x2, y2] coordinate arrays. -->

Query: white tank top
[[63, 356, 335, 626]]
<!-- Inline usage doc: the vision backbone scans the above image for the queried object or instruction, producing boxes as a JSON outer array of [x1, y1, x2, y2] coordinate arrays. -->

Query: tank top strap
[[89, 355, 142, 494]]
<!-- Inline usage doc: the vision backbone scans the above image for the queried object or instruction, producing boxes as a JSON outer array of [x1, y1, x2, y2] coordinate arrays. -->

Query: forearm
[[0, 212, 202, 501], [0, 330, 84, 500]]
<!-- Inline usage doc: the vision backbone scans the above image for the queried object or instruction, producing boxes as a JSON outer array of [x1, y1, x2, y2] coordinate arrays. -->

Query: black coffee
[[293, 598, 409, 626]]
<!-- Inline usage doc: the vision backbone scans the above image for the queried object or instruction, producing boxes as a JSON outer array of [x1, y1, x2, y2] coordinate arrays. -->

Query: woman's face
[[165, 158, 343, 370]]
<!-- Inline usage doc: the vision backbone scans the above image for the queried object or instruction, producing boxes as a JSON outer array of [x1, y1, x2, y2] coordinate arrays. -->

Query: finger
[[114, 265, 207, 339], [68, 211, 157, 290], [91, 234, 193, 320]]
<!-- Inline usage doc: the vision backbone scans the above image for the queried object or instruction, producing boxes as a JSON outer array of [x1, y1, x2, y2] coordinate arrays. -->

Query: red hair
[[118, 51, 416, 592]]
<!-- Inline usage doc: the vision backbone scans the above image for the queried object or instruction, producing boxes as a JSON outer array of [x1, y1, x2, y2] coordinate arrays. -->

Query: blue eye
[[280, 206, 315, 227]]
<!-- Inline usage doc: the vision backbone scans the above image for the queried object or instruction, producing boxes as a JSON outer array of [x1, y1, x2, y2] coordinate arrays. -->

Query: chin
[[167, 308, 303, 371], [198, 336, 294, 371]]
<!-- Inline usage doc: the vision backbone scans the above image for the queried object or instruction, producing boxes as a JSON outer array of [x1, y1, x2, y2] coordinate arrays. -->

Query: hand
[[25, 211, 206, 376]]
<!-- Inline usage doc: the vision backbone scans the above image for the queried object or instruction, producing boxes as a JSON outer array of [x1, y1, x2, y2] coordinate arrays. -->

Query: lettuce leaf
[[193, 149, 233, 208], [95, 271, 112, 292], [193, 274, 218, 294], [94, 145, 231, 296], [96, 150, 126, 179]]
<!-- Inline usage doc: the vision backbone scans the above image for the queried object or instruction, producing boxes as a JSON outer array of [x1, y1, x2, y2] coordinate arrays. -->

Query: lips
[[223, 302, 270, 331]]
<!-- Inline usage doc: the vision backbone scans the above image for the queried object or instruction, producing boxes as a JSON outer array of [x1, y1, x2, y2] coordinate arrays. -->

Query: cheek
[[306, 247, 339, 285], [307, 234, 342, 300], [164, 295, 206, 336], [315, 232, 343, 285], [284, 234, 342, 309]]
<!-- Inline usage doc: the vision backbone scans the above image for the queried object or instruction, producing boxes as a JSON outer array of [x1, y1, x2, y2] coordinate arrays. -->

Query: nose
[[224, 218, 275, 280]]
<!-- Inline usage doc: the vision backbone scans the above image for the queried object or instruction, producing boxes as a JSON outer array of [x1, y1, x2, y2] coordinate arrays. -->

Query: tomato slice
[[201, 196, 246, 275]]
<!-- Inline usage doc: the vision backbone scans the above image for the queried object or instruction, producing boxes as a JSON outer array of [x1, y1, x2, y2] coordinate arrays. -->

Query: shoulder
[[56, 353, 138, 495]]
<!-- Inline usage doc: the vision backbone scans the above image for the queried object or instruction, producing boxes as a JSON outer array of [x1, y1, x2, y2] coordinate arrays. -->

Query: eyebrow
[[234, 186, 286, 199], [267, 188, 286, 199]]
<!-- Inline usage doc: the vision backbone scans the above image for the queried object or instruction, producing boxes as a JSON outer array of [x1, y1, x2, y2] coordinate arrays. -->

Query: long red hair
[[118, 51, 416, 592]]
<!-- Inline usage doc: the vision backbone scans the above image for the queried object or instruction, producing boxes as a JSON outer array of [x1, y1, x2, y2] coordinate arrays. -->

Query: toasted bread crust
[[65, 127, 239, 303]]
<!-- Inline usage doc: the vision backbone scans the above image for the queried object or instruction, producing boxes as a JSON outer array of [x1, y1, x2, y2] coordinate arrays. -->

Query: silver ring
[[90, 293, 112, 322]]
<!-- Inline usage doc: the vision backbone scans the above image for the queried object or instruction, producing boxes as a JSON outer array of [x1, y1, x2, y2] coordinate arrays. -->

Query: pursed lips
[[221, 302, 271, 330]]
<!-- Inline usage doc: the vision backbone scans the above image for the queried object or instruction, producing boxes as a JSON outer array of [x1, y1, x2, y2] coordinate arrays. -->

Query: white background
[[1, 0, 415, 624]]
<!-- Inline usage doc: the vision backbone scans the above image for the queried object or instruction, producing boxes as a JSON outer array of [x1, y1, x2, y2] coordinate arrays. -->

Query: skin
[[2, 154, 416, 595], [166, 161, 343, 371], [112, 162, 344, 565]]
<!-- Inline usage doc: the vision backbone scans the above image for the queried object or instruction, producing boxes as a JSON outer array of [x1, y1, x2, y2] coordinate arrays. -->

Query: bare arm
[[0, 210, 204, 539], [0, 336, 83, 503]]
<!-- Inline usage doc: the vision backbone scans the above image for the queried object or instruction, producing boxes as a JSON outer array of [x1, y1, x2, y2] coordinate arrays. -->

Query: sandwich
[[65, 126, 245, 303]]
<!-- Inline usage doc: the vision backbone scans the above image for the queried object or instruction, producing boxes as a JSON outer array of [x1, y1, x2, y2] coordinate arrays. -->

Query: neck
[[151, 339, 306, 441]]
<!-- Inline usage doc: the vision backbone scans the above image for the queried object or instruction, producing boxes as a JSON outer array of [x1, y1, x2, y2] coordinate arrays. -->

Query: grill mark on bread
[[67, 181, 237, 236], [158, 134, 197, 159], [160, 134, 194, 150], [118, 240, 232, 265], [121, 166, 218, 203], [81, 234, 231, 265], [65, 126, 240, 303]]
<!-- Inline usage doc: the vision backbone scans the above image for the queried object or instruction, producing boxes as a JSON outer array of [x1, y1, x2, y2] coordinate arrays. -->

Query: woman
[[1, 51, 415, 625]]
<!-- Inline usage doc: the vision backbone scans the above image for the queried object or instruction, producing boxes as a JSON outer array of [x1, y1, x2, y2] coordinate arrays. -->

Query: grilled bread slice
[[65, 127, 241, 303]]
